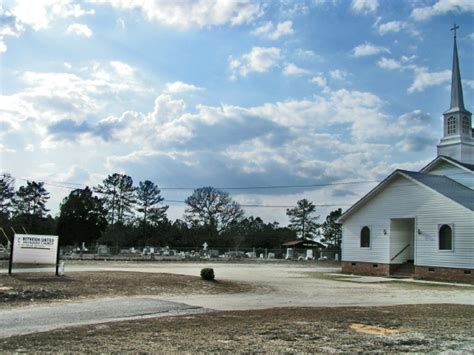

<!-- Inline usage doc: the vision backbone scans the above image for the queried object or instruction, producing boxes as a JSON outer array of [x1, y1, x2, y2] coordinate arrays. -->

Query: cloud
[[164, 81, 204, 94], [352, 42, 390, 57], [351, 0, 378, 14], [67, 23, 93, 37], [376, 20, 420, 37], [394, 110, 438, 152], [411, 0, 474, 21], [89, 0, 263, 28], [229, 46, 281, 78], [110, 60, 135, 77], [408, 68, 450, 93], [310, 74, 330, 92], [329, 69, 348, 81], [0, 60, 145, 145], [283, 63, 309, 76], [377, 57, 403, 70], [252, 20, 294, 40], [0, 6, 25, 53], [12, 0, 94, 31]]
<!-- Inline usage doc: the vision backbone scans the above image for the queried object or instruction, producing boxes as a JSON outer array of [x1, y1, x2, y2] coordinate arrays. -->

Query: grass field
[[1, 304, 473, 352]]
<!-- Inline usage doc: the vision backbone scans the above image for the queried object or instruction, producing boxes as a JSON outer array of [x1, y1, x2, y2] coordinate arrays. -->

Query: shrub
[[200, 268, 215, 281]]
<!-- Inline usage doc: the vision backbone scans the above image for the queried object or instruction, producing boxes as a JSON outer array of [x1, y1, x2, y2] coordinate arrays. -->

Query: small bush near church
[[200, 268, 215, 281]]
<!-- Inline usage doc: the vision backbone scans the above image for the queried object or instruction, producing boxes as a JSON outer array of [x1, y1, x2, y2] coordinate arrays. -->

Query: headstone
[[267, 252, 275, 259], [306, 249, 313, 259], [286, 248, 294, 259], [202, 242, 208, 251]]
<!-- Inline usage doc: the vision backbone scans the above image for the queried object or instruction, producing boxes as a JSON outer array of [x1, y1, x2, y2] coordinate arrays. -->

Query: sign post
[[8, 236, 15, 275], [9, 234, 60, 276]]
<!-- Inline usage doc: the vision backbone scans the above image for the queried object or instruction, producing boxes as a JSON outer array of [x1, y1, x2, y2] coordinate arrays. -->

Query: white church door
[[389, 218, 415, 265]]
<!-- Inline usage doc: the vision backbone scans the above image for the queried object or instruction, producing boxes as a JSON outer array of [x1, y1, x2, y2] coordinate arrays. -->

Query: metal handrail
[[391, 243, 410, 261]]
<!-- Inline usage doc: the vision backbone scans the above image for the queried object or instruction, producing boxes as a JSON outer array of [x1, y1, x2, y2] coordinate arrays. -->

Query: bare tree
[[184, 186, 244, 237]]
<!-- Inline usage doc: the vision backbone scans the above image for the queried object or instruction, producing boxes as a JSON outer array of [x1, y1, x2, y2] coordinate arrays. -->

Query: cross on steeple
[[451, 23, 459, 38]]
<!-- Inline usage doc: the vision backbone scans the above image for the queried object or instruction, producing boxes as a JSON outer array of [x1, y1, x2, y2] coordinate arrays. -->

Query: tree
[[95, 173, 136, 224], [184, 187, 244, 237], [57, 187, 108, 245], [13, 181, 50, 217], [286, 199, 320, 240], [321, 208, 342, 248], [136, 180, 168, 232], [0, 173, 15, 217]]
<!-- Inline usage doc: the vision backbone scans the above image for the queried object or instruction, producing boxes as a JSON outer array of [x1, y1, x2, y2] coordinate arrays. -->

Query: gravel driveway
[[56, 262, 474, 310]]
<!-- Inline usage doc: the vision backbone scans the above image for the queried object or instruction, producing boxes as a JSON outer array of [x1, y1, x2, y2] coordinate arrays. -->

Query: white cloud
[[377, 57, 403, 70], [310, 74, 329, 92], [0, 60, 145, 144], [67, 23, 93, 37], [229, 46, 281, 78], [164, 81, 204, 94], [464, 79, 474, 90], [408, 68, 451, 93], [352, 42, 390, 57], [283, 63, 309, 76], [375, 19, 420, 37], [351, 0, 378, 14], [329, 69, 348, 81], [411, 0, 474, 21], [295, 48, 316, 59], [110, 61, 135, 77], [12, 0, 94, 31], [252, 20, 294, 40], [0, 6, 25, 53], [89, 0, 263, 28]]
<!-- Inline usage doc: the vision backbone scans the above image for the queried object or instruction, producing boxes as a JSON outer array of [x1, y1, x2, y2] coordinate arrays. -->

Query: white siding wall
[[427, 161, 474, 189], [342, 175, 474, 268]]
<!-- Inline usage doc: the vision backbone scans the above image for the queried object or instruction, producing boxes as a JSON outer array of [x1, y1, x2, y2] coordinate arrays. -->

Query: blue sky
[[0, 0, 473, 224]]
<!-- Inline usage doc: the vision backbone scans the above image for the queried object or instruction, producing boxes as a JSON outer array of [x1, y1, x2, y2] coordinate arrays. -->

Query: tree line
[[0, 173, 342, 250]]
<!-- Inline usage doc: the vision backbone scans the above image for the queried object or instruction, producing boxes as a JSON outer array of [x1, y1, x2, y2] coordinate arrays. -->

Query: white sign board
[[12, 234, 59, 264]]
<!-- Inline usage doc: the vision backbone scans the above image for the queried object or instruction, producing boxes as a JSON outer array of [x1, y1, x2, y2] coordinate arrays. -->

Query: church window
[[360, 226, 370, 248], [439, 224, 453, 250], [462, 116, 470, 134], [447, 117, 456, 135]]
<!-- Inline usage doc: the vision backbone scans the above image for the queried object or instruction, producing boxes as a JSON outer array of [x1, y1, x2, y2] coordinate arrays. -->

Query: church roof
[[400, 170, 474, 211], [338, 169, 474, 223], [421, 155, 474, 173]]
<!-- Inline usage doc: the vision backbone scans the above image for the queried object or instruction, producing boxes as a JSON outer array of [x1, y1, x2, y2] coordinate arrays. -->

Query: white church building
[[339, 29, 474, 282]]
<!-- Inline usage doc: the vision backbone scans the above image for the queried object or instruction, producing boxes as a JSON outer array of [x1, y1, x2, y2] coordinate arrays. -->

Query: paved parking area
[[0, 297, 207, 338]]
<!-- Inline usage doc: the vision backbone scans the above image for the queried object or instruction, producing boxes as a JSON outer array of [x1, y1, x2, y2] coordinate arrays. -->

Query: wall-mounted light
[[417, 229, 422, 235], [383, 229, 387, 235]]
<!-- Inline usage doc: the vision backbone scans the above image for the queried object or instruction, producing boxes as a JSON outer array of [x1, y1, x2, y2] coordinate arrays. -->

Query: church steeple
[[437, 24, 474, 164], [448, 24, 465, 112]]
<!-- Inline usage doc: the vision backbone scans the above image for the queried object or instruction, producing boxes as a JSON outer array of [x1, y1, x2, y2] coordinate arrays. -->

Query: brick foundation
[[342, 261, 474, 283], [415, 265, 474, 283], [341, 261, 399, 276]]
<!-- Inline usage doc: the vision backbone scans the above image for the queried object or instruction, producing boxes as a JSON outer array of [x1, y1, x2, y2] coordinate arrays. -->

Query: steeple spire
[[449, 23, 465, 111]]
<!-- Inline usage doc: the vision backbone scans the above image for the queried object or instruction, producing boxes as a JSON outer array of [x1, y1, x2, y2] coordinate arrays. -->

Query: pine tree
[[95, 173, 136, 224], [13, 181, 50, 217], [286, 199, 320, 240], [0, 174, 15, 217], [136, 180, 168, 235]]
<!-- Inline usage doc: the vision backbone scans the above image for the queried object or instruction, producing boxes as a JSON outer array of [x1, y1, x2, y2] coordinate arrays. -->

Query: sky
[[0, 0, 473, 225]]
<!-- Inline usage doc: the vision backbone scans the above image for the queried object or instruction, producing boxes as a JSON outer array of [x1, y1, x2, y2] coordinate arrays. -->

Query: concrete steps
[[391, 261, 414, 278]]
